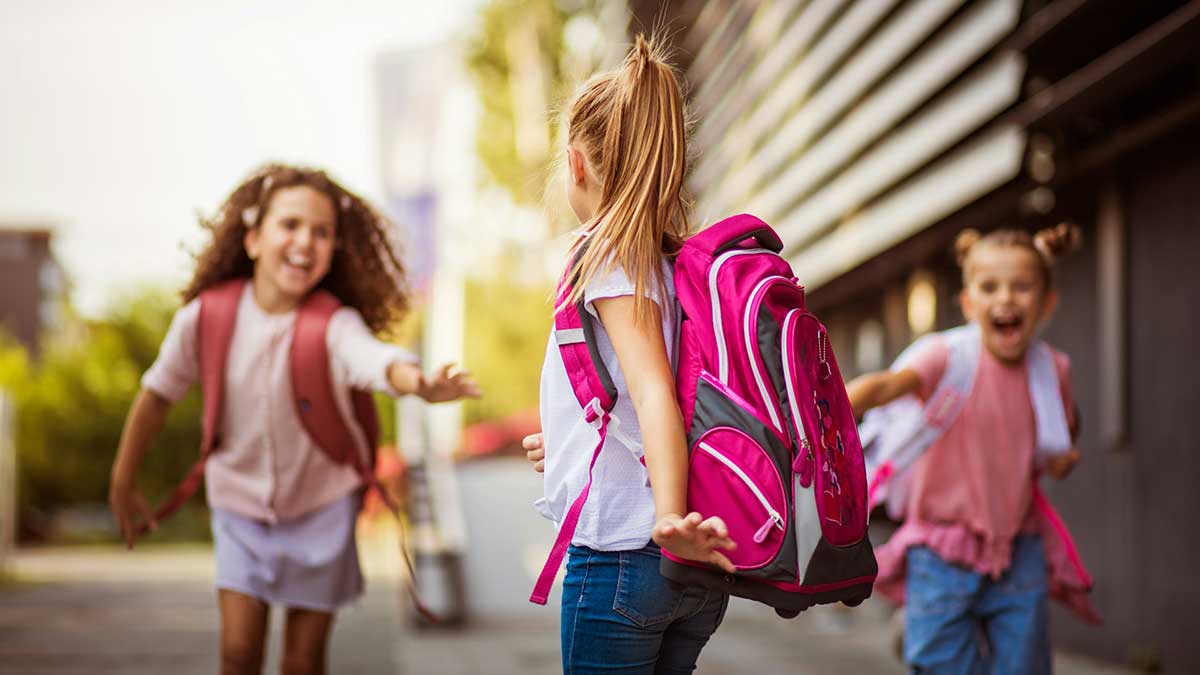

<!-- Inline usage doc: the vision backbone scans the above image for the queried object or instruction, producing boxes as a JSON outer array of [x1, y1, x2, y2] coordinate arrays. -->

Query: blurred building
[[636, 0, 1200, 670], [0, 227, 64, 356]]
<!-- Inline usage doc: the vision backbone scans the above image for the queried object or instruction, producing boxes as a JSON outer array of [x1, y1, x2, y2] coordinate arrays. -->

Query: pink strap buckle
[[582, 397, 605, 427]]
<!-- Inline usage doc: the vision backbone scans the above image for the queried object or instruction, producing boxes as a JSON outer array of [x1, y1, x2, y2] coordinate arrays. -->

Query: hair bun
[[1034, 222, 1082, 262], [954, 228, 982, 266]]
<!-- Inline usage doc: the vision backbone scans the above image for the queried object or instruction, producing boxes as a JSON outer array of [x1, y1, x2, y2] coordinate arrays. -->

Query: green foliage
[[462, 262, 552, 426], [466, 0, 599, 204], [0, 288, 204, 540], [0, 287, 401, 542]]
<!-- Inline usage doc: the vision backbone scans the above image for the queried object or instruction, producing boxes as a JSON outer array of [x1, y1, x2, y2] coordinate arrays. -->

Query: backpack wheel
[[774, 608, 801, 619]]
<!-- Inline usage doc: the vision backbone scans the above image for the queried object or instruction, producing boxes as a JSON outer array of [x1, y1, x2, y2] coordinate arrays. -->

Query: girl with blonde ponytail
[[531, 35, 734, 673], [845, 223, 1098, 673]]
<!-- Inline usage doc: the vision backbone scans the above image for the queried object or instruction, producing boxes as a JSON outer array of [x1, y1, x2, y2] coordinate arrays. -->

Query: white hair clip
[[261, 175, 274, 191], [241, 206, 260, 227], [339, 194, 352, 211]]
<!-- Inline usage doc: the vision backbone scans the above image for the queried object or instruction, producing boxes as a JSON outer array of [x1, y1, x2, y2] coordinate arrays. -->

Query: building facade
[[637, 0, 1200, 670]]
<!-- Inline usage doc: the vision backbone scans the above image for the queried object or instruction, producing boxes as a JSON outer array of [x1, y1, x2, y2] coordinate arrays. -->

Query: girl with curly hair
[[109, 164, 479, 675]]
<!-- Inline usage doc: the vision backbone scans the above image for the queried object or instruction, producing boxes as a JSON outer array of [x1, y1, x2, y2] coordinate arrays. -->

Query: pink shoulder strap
[[289, 290, 378, 467], [530, 244, 618, 605], [144, 278, 246, 531]]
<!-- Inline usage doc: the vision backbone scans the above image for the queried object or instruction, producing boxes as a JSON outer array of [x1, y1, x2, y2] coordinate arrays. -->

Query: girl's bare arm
[[846, 369, 923, 417], [386, 362, 481, 402], [109, 388, 173, 548], [596, 295, 736, 572]]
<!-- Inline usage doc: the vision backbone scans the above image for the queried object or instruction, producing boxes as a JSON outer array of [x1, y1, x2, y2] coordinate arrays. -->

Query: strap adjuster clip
[[583, 397, 605, 427]]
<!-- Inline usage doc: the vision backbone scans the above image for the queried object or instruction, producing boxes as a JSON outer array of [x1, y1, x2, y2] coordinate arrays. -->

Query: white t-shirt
[[536, 260, 678, 551]]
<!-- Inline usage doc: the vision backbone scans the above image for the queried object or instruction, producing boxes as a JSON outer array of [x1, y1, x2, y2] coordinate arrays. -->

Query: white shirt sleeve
[[140, 299, 201, 402], [326, 307, 419, 395], [582, 263, 668, 317]]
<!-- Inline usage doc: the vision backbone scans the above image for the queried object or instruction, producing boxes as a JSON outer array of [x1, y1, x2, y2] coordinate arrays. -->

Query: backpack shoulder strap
[[143, 277, 246, 532], [290, 291, 387, 489], [530, 241, 621, 606], [863, 324, 980, 516], [552, 240, 618, 416], [1026, 340, 1071, 460], [198, 278, 247, 454]]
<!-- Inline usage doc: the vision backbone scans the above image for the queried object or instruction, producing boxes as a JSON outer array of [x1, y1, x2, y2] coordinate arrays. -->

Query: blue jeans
[[905, 535, 1051, 675], [561, 543, 729, 674]]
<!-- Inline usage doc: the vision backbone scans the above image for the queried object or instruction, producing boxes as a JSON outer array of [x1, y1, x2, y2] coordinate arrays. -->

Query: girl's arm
[[845, 368, 923, 417], [329, 309, 480, 403], [387, 362, 481, 402], [595, 296, 736, 572], [109, 388, 173, 548]]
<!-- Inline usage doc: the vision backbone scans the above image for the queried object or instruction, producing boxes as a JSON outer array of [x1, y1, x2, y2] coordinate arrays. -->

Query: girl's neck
[[250, 274, 302, 314]]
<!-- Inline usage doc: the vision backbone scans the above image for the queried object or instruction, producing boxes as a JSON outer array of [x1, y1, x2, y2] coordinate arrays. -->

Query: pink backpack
[[531, 214, 877, 616]]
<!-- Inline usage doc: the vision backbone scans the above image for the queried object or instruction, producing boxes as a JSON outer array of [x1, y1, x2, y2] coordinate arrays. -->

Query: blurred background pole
[[0, 390, 16, 576], [378, 42, 471, 626]]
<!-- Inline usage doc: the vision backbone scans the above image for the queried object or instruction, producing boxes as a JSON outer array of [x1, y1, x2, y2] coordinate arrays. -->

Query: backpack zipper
[[708, 247, 776, 383], [743, 275, 792, 434]]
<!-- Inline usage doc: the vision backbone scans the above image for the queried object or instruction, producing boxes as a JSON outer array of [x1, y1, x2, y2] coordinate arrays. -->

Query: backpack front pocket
[[781, 309, 869, 548], [689, 427, 787, 570]]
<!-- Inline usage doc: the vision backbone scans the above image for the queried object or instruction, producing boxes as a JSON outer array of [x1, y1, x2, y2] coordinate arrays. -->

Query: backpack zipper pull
[[753, 511, 786, 543]]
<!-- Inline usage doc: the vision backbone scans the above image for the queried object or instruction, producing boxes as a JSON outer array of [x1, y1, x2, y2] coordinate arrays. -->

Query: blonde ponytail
[[559, 34, 691, 324]]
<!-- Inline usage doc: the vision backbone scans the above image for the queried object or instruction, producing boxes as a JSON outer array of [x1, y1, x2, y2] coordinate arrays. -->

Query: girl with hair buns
[[533, 35, 735, 673], [846, 223, 1097, 674], [108, 164, 479, 675]]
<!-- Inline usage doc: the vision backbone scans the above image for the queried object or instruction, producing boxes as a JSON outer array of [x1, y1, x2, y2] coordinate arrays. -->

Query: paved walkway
[[0, 459, 1135, 674]]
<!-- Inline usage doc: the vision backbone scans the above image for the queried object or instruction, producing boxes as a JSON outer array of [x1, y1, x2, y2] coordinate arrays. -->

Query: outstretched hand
[[418, 363, 482, 403], [523, 433, 545, 473], [653, 512, 737, 573]]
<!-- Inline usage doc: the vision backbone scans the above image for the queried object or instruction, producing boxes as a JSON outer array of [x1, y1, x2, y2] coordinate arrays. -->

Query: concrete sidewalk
[[1, 542, 1133, 675]]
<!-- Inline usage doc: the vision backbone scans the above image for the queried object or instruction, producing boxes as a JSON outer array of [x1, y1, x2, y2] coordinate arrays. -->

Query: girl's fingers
[[522, 433, 544, 450], [136, 494, 158, 533], [710, 550, 736, 574], [698, 515, 729, 539], [654, 520, 678, 540], [526, 447, 545, 462], [534, 459, 545, 473]]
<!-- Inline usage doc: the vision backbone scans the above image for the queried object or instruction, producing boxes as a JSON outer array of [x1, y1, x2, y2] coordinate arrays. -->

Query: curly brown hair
[[182, 164, 410, 333]]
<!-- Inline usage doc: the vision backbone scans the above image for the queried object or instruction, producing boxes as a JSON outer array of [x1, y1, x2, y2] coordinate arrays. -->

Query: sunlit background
[[2, 1, 1198, 673]]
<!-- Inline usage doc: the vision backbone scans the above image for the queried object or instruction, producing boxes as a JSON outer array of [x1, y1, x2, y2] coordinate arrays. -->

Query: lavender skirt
[[211, 492, 363, 612]]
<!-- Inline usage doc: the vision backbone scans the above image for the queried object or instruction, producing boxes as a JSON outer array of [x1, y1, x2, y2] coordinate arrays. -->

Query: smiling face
[[960, 243, 1057, 364], [243, 185, 337, 311]]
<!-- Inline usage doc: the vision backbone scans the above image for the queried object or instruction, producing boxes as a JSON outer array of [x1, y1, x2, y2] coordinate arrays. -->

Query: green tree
[[0, 287, 401, 542], [0, 289, 205, 540], [462, 264, 552, 426], [466, 0, 603, 205]]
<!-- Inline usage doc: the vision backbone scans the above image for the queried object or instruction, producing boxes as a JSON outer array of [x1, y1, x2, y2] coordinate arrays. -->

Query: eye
[[979, 280, 998, 294], [280, 217, 300, 230], [313, 224, 334, 240]]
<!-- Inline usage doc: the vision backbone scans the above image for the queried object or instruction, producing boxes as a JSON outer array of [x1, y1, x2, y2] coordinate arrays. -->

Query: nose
[[294, 226, 313, 249], [996, 283, 1014, 304]]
